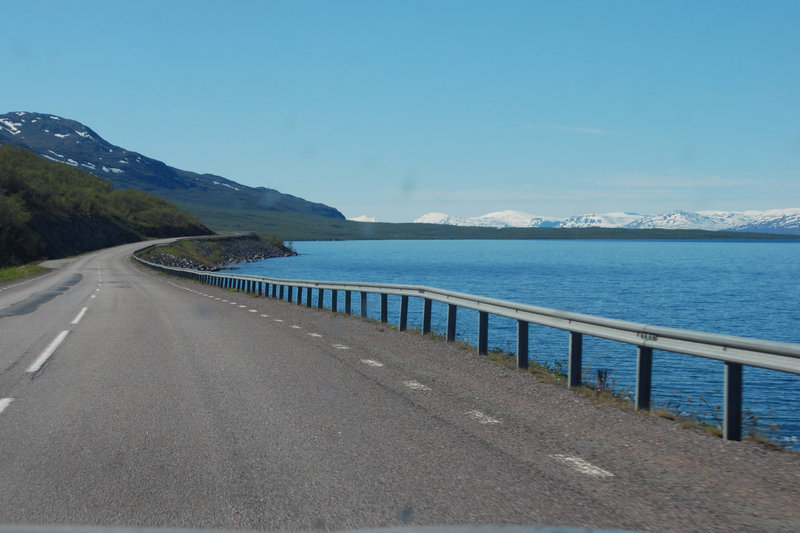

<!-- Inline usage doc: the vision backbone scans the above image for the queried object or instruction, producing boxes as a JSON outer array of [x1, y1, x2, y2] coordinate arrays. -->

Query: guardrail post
[[516, 320, 529, 369], [296, 286, 303, 305], [345, 291, 352, 314], [279, 285, 284, 300], [636, 346, 653, 410], [306, 288, 313, 307], [360, 292, 368, 318], [422, 298, 432, 334], [381, 294, 388, 323], [331, 290, 338, 312], [568, 332, 583, 388], [399, 295, 408, 331], [318, 289, 325, 309], [287, 286, 293, 303], [269, 283, 275, 298], [724, 362, 743, 441], [478, 311, 488, 355], [446, 304, 457, 342]]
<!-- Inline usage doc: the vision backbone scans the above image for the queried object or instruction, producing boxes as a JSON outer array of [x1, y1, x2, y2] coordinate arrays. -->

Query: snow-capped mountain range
[[414, 209, 800, 235]]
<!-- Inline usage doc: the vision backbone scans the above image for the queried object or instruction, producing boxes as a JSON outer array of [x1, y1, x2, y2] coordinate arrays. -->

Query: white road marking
[[249, 309, 257, 313], [27, 330, 70, 373], [361, 359, 384, 367], [291, 325, 302, 329], [403, 380, 430, 391], [332, 344, 350, 350], [465, 410, 501, 425], [0, 398, 13, 415], [308, 333, 322, 338], [238, 305, 247, 308], [551, 454, 614, 478], [90, 294, 96, 299], [274, 319, 284, 322], [260, 314, 269, 318], [71, 307, 88, 325]]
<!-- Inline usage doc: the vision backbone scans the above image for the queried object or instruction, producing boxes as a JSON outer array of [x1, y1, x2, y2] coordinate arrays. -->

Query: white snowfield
[[413, 208, 800, 234]]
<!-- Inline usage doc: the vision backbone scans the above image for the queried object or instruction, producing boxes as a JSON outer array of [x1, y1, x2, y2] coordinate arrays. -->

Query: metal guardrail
[[133, 252, 800, 442]]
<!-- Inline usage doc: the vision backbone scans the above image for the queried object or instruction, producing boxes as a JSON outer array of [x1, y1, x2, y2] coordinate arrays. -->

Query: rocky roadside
[[140, 234, 296, 271]]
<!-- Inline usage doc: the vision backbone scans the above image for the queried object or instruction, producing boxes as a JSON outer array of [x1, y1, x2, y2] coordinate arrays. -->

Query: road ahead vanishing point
[[1, 241, 798, 532]]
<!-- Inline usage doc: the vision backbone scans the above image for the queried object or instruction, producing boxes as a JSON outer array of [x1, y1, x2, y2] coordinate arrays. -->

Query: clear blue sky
[[4, 0, 799, 221]]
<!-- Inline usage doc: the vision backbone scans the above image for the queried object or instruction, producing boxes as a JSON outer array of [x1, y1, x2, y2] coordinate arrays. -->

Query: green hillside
[[0, 144, 211, 266]]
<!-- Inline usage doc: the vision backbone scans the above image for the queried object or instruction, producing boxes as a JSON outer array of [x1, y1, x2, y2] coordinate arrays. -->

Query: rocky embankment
[[139, 234, 296, 271]]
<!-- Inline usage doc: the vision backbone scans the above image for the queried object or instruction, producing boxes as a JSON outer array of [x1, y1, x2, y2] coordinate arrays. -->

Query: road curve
[[0, 241, 798, 532]]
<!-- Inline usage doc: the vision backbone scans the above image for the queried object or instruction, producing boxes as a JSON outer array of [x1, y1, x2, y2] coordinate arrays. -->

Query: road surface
[[1, 241, 798, 531]]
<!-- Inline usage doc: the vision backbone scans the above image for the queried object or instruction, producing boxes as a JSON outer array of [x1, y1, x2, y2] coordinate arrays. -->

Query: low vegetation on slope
[[0, 144, 211, 266]]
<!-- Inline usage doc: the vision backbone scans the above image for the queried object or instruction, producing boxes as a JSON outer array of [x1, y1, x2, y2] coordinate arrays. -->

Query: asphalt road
[[1, 241, 798, 532]]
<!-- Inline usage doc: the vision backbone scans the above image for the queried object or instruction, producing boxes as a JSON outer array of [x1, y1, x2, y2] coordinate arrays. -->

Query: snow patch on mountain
[[349, 215, 377, 222]]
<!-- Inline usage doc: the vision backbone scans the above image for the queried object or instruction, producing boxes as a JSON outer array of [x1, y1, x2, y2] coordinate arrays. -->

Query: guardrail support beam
[[724, 362, 743, 441], [318, 289, 325, 309], [422, 298, 432, 334], [568, 332, 583, 388], [517, 320, 529, 369], [381, 294, 388, 323], [271, 284, 277, 298], [446, 304, 457, 342], [636, 346, 653, 410], [279, 285, 284, 300], [399, 295, 409, 331], [287, 286, 293, 303], [478, 311, 488, 355], [331, 290, 338, 312], [345, 291, 352, 314], [360, 292, 368, 318]]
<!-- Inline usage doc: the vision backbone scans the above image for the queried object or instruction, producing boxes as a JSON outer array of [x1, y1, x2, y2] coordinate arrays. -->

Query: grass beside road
[[0, 263, 48, 282]]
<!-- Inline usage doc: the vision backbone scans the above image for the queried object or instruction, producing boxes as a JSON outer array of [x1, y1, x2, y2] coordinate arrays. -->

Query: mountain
[[414, 208, 800, 235], [0, 144, 211, 266], [0, 112, 346, 234]]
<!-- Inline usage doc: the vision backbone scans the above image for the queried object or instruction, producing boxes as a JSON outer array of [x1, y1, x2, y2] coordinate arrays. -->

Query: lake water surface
[[226, 240, 800, 448]]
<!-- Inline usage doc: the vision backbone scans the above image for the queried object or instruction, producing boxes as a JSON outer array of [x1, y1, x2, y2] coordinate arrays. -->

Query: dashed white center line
[[249, 309, 257, 313], [0, 398, 13, 415], [290, 325, 302, 329], [403, 380, 430, 391], [551, 454, 614, 478], [238, 305, 246, 308], [465, 410, 501, 425], [332, 344, 350, 350], [361, 359, 384, 367], [260, 314, 269, 318], [27, 330, 69, 373], [308, 333, 322, 338], [91, 294, 96, 299], [274, 319, 284, 322], [71, 307, 88, 325]]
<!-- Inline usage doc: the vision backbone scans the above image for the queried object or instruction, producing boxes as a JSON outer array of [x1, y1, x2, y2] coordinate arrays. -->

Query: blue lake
[[226, 239, 800, 448]]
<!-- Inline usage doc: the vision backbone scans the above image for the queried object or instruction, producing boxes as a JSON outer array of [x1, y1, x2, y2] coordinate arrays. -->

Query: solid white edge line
[[27, 330, 70, 373], [71, 307, 88, 325], [0, 398, 13, 414]]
